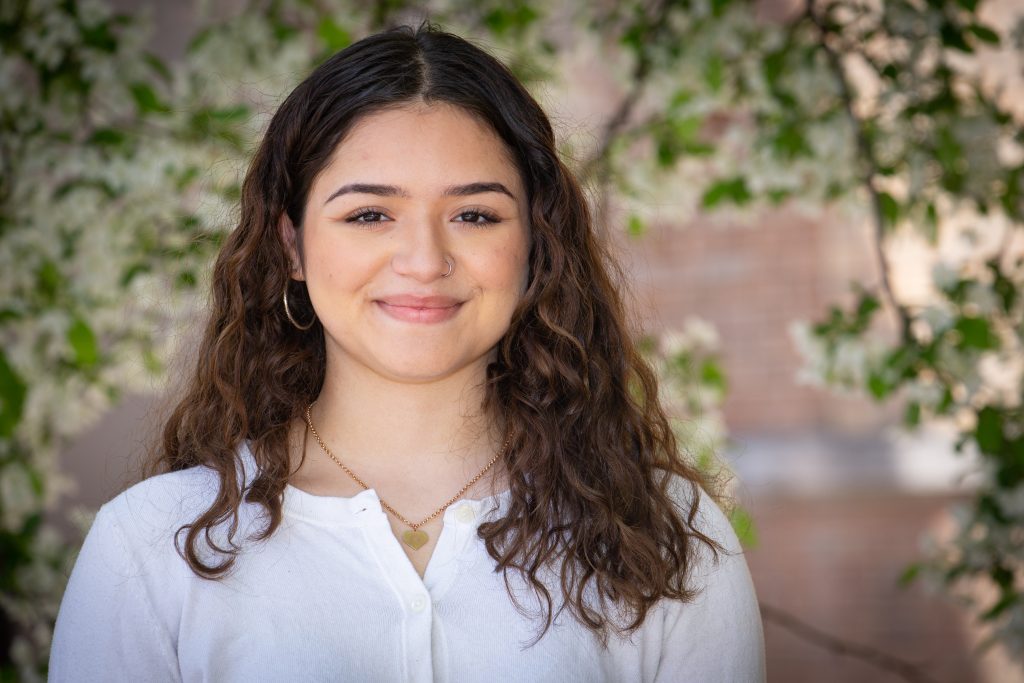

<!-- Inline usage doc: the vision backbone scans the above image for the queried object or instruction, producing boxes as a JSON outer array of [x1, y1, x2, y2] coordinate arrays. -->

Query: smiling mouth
[[375, 301, 463, 324]]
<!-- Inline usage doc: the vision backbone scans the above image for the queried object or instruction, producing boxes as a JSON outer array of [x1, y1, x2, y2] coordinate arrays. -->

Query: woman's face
[[284, 103, 531, 385]]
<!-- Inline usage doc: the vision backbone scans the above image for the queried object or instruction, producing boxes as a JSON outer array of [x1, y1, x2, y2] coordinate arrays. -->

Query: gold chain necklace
[[304, 402, 511, 551]]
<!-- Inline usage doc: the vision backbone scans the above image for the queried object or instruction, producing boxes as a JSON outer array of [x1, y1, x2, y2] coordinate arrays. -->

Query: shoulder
[[111, 462, 223, 518], [646, 474, 766, 681], [663, 474, 743, 558], [50, 460, 246, 681], [96, 444, 260, 562]]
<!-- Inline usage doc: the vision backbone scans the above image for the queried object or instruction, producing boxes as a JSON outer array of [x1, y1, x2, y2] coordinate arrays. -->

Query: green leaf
[[988, 260, 1017, 312], [669, 89, 693, 110], [978, 493, 1008, 524], [175, 166, 200, 191], [143, 349, 163, 375], [129, 82, 170, 114], [936, 126, 963, 173], [37, 261, 61, 304], [975, 406, 1004, 455], [954, 316, 999, 350], [270, 14, 300, 43], [992, 564, 1014, 590], [701, 177, 751, 208], [656, 139, 678, 168], [904, 401, 921, 427], [484, 4, 539, 36], [996, 444, 1024, 487], [878, 192, 900, 228], [187, 27, 214, 54], [867, 371, 892, 399], [710, 0, 732, 16], [316, 17, 351, 51], [704, 54, 724, 93], [924, 202, 939, 243], [772, 121, 811, 160], [208, 105, 250, 122], [855, 292, 880, 327], [620, 23, 644, 52], [763, 50, 785, 88], [119, 263, 151, 287], [728, 506, 758, 548], [143, 52, 172, 82], [67, 318, 100, 369], [700, 360, 727, 393], [177, 271, 198, 288], [0, 349, 27, 438], [898, 562, 921, 586], [627, 214, 645, 237], [80, 20, 118, 52], [981, 592, 1018, 621], [940, 22, 973, 53], [936, 386, 954, 414], [87, 128, 128, 148], [967, 24, 1000, 45]]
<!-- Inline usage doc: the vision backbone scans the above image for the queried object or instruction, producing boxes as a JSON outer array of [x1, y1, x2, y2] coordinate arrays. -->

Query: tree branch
[[580, 0, 671, 184], [761, 602, 944, 683], [805, 0, 913, 341]]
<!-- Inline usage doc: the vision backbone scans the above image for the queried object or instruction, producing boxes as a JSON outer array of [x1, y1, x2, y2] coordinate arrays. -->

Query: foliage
[[0, 0, 251, 677], [2, 0, 1023, 676], [640, 320, 759, 548], [773, 0, 1024, 660]]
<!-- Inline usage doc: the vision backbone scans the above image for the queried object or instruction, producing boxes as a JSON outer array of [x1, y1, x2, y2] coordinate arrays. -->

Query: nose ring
[[442, 257, 454, 278]]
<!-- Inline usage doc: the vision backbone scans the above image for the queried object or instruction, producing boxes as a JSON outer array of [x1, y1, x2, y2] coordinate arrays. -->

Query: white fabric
[[50, 443, 765, 682]]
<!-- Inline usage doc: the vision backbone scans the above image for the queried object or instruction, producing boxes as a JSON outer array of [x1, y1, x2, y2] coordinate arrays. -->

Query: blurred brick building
[[614, 210, 1019, 682]]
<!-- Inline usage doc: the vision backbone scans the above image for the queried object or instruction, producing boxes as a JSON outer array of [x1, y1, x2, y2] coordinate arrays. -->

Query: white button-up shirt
[[50, 444, 765, 681]]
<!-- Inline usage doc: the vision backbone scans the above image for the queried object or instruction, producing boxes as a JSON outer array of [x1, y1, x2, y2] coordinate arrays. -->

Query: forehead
[[314, 103, 523, 192]]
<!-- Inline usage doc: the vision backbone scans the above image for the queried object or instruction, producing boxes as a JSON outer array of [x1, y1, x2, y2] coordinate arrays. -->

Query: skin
[[280, 102, 531, 576]]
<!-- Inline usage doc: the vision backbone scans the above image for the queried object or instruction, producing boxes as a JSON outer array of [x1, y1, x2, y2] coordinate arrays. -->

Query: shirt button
[[455, 505, 476, 523], [409, 596, 427, 613]]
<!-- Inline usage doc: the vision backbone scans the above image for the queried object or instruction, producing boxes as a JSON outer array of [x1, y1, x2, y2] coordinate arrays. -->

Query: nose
[[390, 216, 451, 282]]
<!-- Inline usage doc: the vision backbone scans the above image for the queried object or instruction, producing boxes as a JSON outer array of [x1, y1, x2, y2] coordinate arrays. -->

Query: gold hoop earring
[[283, 282, 316, 330], [442, 257, 454, 278]]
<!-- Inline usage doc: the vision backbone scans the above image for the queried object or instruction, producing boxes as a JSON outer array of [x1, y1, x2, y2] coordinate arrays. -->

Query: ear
[[278, 212, 305, 282]]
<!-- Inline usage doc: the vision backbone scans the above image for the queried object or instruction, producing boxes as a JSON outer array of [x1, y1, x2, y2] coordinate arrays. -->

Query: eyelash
[[344, 207, 501, 227]]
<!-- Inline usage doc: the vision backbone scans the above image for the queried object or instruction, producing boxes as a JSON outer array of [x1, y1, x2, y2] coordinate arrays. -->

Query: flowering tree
[[0, 1, 258, 676], [1, 0, 1021, 678]]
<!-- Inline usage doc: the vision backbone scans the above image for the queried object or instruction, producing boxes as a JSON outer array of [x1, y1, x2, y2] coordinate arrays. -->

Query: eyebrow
[[324, 181, 516, 205]]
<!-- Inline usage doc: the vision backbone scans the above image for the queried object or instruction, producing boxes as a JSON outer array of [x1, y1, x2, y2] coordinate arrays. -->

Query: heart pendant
[[402, 530, 429, 550]]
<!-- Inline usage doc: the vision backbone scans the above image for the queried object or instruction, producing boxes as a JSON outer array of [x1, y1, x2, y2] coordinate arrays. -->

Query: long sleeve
[[653, 488, 766, 682], [49, 504, 181, 682]]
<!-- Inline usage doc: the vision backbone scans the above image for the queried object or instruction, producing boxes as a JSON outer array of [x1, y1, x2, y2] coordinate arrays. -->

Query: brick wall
[[744, 492, 1019, 683], [613, 207, 897, 433]]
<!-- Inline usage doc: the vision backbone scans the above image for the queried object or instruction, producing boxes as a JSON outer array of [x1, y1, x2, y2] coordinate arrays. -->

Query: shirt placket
[[354, 496, 437, 683], [355, 495, 486, 683]]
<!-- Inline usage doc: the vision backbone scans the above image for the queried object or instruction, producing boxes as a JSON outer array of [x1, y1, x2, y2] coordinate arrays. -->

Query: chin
[[376, 359, 463, 383], [380, 349, 495, 383]]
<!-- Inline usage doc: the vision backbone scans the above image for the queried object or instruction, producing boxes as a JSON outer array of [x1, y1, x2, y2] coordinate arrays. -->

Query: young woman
[[50, 24, 765, 682]]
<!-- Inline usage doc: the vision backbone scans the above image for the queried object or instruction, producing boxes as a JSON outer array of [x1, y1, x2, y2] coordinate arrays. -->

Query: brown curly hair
[[151, 22, 721, 644]]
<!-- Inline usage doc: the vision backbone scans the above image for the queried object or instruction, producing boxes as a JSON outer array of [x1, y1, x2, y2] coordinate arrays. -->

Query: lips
[[374, 294, 464, 324], [376, 294, 464, 308]]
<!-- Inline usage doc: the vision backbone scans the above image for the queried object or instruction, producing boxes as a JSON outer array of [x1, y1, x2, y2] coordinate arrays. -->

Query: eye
[[454, 209, 501, 226], [345, 208, 390, 225]]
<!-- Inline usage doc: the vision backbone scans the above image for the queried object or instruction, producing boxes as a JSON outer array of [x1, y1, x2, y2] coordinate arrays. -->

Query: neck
[[305, 357, 505, 486]]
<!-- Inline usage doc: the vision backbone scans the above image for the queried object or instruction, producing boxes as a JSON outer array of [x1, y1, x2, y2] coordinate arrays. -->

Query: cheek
[[483, 242, 529, 298], [304, 237, 375, 293]]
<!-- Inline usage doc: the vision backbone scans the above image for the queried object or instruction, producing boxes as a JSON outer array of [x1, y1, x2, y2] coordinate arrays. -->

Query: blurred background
[[2, 0, 1023, 681]]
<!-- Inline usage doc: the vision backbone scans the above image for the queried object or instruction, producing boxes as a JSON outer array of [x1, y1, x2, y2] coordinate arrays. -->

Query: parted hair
[[152, 22, 721, 643]]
